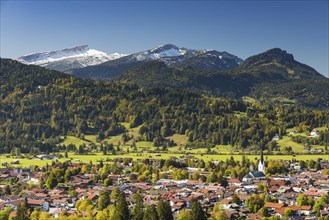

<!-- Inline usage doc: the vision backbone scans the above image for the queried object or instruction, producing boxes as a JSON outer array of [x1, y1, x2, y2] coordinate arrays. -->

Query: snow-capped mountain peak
[[18, 45, 89, 64], [149, 44, 183, 56], [129, 44, 242, 68], [17, 45, 127, 72], [133, 44, 195, 62]]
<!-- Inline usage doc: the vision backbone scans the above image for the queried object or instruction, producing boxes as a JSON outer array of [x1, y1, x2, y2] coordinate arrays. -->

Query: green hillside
[[1, 58, 329, 156]]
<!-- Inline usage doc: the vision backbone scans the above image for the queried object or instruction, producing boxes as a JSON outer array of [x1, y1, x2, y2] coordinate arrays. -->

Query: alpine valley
[[1, 44, 329, 220]]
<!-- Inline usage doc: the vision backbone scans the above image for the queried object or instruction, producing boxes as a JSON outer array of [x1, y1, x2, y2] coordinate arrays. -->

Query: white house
[[310, 129, 320, 137], [27, 199, 49, 211], [272, 135, 281, 141], [289, 130, 296, 135], [300, 206, 312, 216]]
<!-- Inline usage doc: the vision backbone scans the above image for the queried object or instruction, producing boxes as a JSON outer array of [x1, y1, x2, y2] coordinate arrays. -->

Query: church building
[[242, 147, 266, 182]]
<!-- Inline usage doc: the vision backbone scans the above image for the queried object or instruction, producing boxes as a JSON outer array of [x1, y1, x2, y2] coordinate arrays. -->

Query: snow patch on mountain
[[148, 48, 182, 59], [127, 44, 243, 69], [17, 45, 127, 69], [131, 44, 195, 64]]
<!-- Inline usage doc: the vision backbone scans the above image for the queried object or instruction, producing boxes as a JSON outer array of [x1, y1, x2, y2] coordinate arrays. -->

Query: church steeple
[[260, 147, 264, 164], [258, 146, 265, 173]]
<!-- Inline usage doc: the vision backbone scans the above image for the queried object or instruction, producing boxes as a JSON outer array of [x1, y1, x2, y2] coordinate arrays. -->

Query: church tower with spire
[[258, 147, 265, 174]]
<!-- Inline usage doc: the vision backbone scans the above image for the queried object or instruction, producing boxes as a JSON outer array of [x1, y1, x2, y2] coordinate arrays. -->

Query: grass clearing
[[2, 153, 328, 168], [279, 127, 327, 153], [242, 96, 257, 104], [315, 127, 328, 132], [136, 141, 153, 150], [102, 134, 122, 145], [277, 136, 305, 152], [127, 125, 142, 139], [234, 111, 246, 118], [214, 145, 232, 153], [84, 135, 98, 143], [60, 136, 89, 146], [119, 122, 131, 130], [167, 134, 188, 146]]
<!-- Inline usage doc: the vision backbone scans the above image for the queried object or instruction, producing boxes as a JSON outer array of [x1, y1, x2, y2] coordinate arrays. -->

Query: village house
[[289, 130, 297, 135], [0, 154, 329, 220], [27, 198, 49, 211], [310, 129, 321, 137], [272, 135, 281, 141]]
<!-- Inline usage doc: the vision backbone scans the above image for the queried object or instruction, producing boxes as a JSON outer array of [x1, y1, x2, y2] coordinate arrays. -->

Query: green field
[[44, 125, 329, 170], [167, 134, 188, 146], [277, 136, 305, 152], [136, 141, 153, 150], [84, 135, 98, 143], [277, 127, 327, 153], [1, 152, 329, 168], [60, 136, 90, 146]]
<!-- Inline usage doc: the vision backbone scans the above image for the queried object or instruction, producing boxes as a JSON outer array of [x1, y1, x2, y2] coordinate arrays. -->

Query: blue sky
[[1, 0, 328, 76]]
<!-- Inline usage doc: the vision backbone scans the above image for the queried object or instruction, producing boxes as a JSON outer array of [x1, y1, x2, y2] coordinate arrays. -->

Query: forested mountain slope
[[1, 58, 328, 154], [118, 49, 329, 108]]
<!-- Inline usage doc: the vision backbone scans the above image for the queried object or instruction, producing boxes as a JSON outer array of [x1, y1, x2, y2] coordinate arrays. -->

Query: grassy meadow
[[2, 124, 327, 168], [1, 152, 328, 168]]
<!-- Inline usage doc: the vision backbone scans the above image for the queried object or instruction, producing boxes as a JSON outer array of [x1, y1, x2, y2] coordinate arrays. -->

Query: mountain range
[[14, 44, 328, 108], [17, 44, 243, 78], [17, 44, 323, 81]]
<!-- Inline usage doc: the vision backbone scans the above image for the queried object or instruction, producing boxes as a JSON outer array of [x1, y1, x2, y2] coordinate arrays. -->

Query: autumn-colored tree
[[175, 210, 192, 220], [246, 194, 264, 213]]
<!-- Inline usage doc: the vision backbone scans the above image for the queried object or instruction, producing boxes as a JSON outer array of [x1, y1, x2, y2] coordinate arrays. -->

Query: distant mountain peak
[[262, 48, 294, 60], [150, 44, 180, 52], [61, 44, 89, 52], [17, 45, 127, 72], [70, 44, 243, 80], [239, 48, 322, 79], [240, 48, 296, 69], [19, 45, 90, 62], [131, 44, 240, 66]]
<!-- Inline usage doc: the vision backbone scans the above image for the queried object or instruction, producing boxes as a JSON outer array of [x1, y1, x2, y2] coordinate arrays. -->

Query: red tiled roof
[[27, 199, 45, 206], [301, 205, 312, 210], [275, 207, 285, 215], [35, 193, 48, 197], [289, 205, 301, 211], [228, 178, 241, 183], [87, 194, 98, 200], [303, 190, 326, 197], [264, 202, 284, 209]]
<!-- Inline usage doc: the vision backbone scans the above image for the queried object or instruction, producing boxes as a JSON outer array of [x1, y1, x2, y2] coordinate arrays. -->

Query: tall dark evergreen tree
[[115, 191, 130, 220], [98, 190, 110, 210], [45, 172, 58, 189], [15, 197, 30, 220], [190, 200, 207, 220], [157, 199, 173, 220], [132, 191, 144, 220], [143, 205, 159, 220], [4, 185, 11, 195]]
